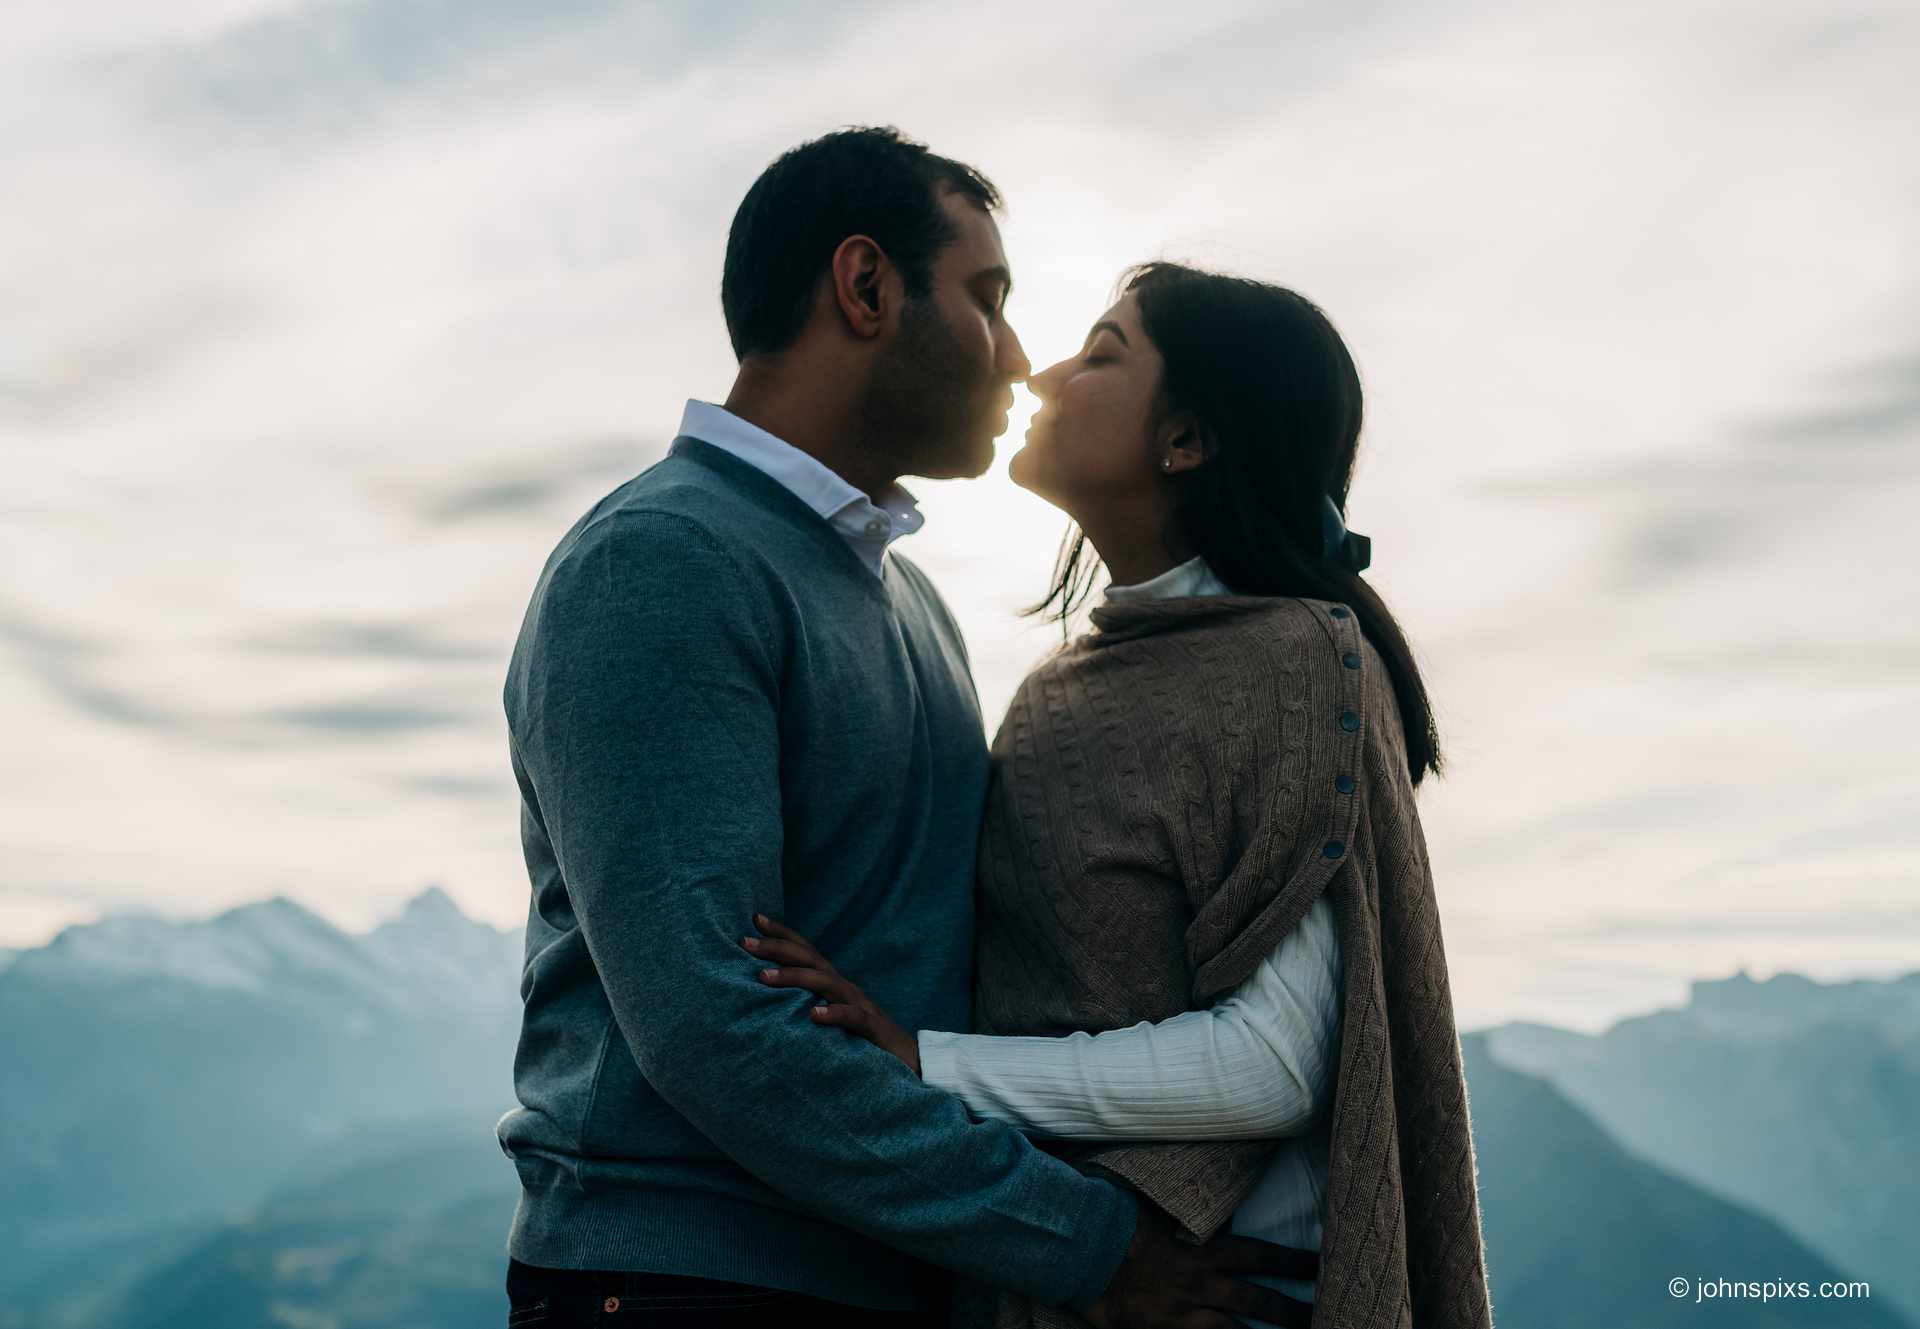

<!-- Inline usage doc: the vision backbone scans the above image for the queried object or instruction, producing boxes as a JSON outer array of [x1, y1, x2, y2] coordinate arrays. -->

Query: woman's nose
[[1027, 359, 1067, 401]]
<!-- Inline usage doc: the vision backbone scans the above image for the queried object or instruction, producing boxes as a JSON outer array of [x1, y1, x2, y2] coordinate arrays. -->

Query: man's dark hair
[[721, 126, 1002, 360]]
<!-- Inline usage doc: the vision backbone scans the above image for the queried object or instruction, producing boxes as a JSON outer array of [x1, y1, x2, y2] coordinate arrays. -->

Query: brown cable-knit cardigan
[[949, 594, 1494, 1329]]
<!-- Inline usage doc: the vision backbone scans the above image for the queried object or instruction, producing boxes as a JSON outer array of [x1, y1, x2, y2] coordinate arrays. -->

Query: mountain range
[[0, 887, 523, 1315], [1, 890, 1911, 1328], [1481, 968, 1920, 1325]]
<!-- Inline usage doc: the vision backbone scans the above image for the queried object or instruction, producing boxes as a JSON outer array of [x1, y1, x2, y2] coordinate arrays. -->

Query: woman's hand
[[741, 913, 921, 1077]]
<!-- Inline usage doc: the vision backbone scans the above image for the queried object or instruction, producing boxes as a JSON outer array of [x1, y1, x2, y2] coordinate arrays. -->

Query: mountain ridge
[[5, 885, 519, 1014], [1481, 969, 1920, 1324]]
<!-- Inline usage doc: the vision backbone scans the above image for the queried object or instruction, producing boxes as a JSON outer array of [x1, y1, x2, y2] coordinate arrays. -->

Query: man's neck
[[723, 366, 896, 505]]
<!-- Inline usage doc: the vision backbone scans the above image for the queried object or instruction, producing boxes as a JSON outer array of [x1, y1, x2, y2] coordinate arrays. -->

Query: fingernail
[[742, 938, 759, 950], [761, 968, 777, 980], [755, 913, 768, 925]]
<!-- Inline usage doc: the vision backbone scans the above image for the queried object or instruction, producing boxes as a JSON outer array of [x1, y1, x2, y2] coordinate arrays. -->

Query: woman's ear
[[1157, 414, 1211, 475]]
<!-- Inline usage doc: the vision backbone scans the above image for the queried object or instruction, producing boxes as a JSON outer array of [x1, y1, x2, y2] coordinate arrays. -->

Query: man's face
[[866, 188, 1030, 480]]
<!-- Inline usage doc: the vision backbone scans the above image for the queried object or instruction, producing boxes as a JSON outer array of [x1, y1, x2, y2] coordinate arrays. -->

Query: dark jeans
[[506, 1258, 947, 1327]]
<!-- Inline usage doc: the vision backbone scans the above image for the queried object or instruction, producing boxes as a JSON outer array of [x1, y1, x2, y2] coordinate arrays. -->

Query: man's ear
[[829, 234, 891, 339]]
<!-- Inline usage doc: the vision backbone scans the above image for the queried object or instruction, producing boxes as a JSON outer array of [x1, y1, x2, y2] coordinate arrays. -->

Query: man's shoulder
[[543, 453, 777, 580], [885, 550, 968, 638], [600, 449, 764, 532], [882, 547, 939, 599], [552, 501, 744, 584]]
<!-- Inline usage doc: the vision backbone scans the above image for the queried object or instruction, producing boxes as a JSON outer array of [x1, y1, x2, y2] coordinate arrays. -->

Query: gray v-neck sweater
[[496, 436, 1136, 1314]]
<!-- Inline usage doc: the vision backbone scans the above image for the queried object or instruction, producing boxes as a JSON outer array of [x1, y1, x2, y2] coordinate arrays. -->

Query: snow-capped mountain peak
[[4, 887, 520, 1015], [362, 885, 521, 1011]]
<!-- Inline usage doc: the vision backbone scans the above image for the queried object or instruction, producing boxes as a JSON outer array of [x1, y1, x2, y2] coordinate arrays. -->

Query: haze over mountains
[[2, 890, 1910, 1329], [1481, 969, 1920, 1326]]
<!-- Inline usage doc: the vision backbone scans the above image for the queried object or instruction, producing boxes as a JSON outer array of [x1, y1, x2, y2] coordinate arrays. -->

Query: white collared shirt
[[677, 400, 923, 579], [1102, 553, 1233, 603]]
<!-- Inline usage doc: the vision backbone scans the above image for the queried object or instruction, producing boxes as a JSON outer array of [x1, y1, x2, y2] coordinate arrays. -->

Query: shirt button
[[1339, 711, 1360, 732], [1336, 774, 1356, 793], [604, 1296, 621, 1312], [864, 519, 884, 536], [1342, 652, 1361, 669], [1323, 841, 1346, 859], [1329, 606, 1351, 619]]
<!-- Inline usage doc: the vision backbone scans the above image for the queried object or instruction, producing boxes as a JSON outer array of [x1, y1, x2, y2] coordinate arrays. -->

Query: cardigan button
[[1339, 710, 1360, 732], [1329, 606, 1351, 619], [1342, 652, 1361, 669], [1336, 774, 1356, 794], [604, 1297, 621, 1313], [1323, 841, 1346, 859]]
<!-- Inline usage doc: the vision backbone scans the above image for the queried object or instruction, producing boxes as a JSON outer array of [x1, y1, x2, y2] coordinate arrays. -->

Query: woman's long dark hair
[[1026, 261, 1442, 784]]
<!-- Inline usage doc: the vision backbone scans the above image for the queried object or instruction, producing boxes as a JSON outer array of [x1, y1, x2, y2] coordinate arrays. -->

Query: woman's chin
[[1006, 445, 1035, 491], [1008, 455, 1075, 515]]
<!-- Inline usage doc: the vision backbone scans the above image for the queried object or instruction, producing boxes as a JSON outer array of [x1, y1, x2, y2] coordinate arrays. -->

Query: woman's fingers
[[741, 936, 827, 969], [752, 913, 811, 946], [755, 967, 876, 1033], [756, 964, 844, 1000]]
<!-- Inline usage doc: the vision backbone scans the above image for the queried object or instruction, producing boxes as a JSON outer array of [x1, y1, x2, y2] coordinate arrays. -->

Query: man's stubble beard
[[861, 294, 995, 480]]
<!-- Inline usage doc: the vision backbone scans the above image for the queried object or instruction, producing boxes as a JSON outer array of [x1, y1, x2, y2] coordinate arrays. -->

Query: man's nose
[[1002, 328, 1032, 383]]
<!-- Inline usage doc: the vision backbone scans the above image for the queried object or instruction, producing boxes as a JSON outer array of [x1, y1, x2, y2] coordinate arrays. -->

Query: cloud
[[1742, 350, 1920, 450], [1604, 507, 1749, 593], [1569, 907, 1920, 940], [0, 600, 188, 733], [1645, 637, 1920, 680], [0, 285, 268, 427], [97, 0, 892, 148], [1464, 340, 1920, 593], [2, 599, 490, 744], [1446, 789, 1723, 873], [238, 619, 499, 661], [44, 679, 187, 733], [0, 603, 110, 662], [393, 772, 514, 800], [246, 698, 484, 738], [400, 435, 655, 525]]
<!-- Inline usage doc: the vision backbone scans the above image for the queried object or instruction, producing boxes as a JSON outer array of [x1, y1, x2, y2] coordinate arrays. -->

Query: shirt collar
[[1103, 555, 1231, 604], [677, 400, 922, 578]]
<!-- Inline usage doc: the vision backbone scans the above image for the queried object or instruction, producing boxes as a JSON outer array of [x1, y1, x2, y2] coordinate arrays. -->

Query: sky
[[4, 0, 1916, 1032]]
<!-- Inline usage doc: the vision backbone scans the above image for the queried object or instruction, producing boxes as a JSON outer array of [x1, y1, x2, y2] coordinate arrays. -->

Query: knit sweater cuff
[[918, 1029, 1137, 1313], [1061, 1179, 1139, 1314]]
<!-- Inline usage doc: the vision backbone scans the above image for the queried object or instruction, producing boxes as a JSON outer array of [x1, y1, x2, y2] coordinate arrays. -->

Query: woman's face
[[1008, 291, 1166, 514]]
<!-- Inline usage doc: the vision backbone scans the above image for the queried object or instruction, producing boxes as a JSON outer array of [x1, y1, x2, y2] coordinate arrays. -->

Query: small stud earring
[[1161, 457, 1173, 471]]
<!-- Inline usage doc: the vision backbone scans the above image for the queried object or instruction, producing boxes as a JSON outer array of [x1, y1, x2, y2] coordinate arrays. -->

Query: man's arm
[[917, 897, 1342, 1140], [513, 509, 1135, 1312]]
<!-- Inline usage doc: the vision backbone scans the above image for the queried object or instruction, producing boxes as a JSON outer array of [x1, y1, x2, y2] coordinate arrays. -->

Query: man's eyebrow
[[1084, 320, 1130, 347]]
